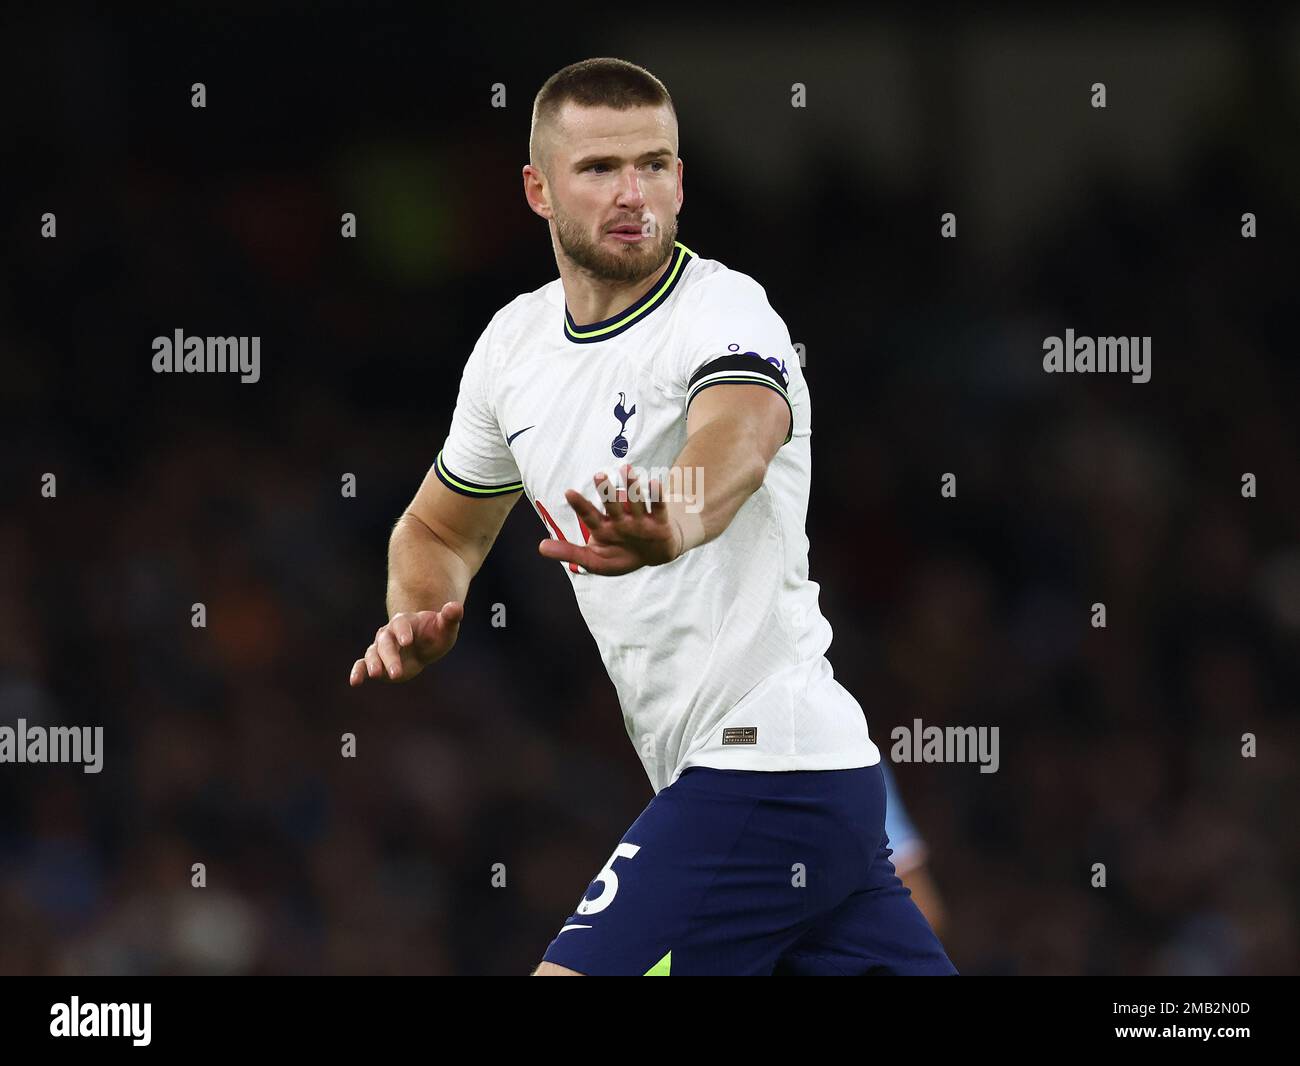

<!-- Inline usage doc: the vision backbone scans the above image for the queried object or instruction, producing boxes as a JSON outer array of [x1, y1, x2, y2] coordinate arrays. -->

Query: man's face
[[533, 102, 682, 284]]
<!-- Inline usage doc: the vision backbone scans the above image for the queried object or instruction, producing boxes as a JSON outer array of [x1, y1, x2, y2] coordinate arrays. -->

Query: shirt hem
[[668, 744, 881, 789]]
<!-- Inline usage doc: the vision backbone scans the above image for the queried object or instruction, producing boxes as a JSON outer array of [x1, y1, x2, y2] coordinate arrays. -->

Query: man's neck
[[559, 248, 673, 326]]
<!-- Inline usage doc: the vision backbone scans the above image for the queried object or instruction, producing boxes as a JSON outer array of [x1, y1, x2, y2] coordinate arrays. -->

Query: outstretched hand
[[538, 465, 684, 576], [349, 602, 464, 686]]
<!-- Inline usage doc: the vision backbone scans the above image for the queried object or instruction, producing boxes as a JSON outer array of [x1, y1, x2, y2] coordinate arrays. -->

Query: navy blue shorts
[[540, 762, 957, 975]]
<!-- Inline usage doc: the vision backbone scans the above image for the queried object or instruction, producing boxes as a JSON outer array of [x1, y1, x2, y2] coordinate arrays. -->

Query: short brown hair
[[530, 58, 676, 172]]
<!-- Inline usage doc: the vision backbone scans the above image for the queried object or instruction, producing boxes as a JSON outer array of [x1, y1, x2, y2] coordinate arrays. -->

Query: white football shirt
[[436, 241, 880, 793]]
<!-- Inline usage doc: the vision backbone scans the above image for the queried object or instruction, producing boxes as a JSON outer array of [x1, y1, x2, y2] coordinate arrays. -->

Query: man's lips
[[607, 225, 648, 241]]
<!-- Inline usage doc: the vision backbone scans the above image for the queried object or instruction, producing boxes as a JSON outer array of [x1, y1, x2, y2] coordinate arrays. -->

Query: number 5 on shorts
[[576, 843, 641, 916]]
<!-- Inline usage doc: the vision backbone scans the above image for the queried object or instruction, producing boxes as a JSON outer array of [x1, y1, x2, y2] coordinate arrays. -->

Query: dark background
[[2, 5, 1297, 975]]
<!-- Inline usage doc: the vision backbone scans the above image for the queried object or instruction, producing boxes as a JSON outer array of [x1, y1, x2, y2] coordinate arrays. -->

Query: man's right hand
[[349, 602, 464, 686]]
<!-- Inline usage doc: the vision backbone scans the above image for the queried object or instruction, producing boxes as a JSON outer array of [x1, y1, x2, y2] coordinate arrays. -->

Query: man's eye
[[585, 161, 666, 173]]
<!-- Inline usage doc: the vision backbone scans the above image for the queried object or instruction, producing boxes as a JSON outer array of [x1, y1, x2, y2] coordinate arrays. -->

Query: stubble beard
[[554, 202, 678, 285]]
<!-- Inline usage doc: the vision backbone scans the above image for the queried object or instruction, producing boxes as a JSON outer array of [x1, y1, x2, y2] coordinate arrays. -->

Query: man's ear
[[522, 164, 553, 221]]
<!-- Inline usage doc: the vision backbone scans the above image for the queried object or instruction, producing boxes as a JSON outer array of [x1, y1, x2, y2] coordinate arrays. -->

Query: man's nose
[[616, 166, 645, 203]]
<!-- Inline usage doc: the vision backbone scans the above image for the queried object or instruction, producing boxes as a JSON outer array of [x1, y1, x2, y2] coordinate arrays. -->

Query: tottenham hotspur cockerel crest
[[611, 392, 636, 457]]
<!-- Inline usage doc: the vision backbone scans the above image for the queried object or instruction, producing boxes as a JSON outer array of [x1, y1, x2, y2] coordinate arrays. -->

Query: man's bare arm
[[351, 468, 520, 686], [536, 382, 790, 575], [665, 382, 790, 554], [386, 512, 472, 618], [388, 460, 520, 613]]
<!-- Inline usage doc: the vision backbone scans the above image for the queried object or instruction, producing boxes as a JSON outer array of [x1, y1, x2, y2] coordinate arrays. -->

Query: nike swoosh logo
[[506, 425, 535, 445], [558, 924, 593, 934]]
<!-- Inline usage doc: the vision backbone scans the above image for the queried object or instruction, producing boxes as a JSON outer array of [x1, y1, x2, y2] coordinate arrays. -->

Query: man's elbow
[[743, 450, 771, 498], [392, 511, 471, 572], [744, 399, 787, 493]]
